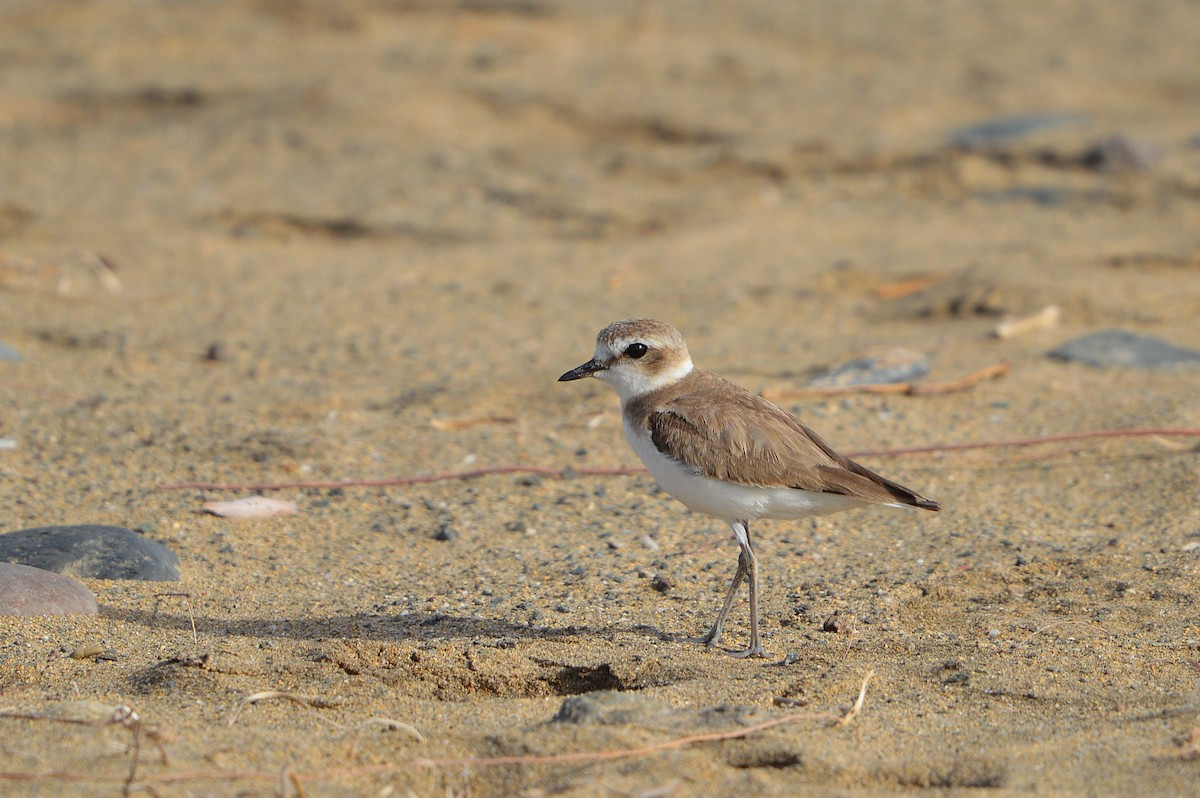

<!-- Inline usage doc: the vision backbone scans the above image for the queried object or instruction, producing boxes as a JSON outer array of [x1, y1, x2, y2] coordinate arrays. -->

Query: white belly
[[624, 420, 868, 522]]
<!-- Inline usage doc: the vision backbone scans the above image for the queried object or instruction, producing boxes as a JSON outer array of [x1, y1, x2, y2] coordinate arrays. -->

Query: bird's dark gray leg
[[683, 547, 746, 648], [728, 521, 767, 658]]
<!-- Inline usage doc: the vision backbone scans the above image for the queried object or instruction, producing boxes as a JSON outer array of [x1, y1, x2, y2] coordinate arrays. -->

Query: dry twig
[[0, 703, 164, 795], [851, 427, 1200, 458], [760, 362, 1010, 400], [992, 305, 1059, 339], [157, 465, 645, 492], [1009, 620, 1108, 652], [413, 670, 876, 769], [152, 593, 198, 645], [227, 691, 346, 729], [430, 416, 518, 431], [870, 272, 953, 300], [156, 427, 1200, 493]]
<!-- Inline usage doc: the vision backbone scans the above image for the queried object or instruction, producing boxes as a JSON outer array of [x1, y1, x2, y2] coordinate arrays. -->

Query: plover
[[559, 318, 939, 658]]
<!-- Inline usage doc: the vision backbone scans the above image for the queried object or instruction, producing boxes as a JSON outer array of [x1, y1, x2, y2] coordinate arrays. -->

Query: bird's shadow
[[103, 605, 672, 647]]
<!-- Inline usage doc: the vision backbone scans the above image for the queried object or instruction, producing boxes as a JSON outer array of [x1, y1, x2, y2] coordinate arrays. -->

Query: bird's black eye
[[625, 342, 648, 359]]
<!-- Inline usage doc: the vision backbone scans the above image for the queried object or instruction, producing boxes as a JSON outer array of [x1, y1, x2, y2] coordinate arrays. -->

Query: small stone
[[808, 347, 930, 388], [640, 535, 660, 551], [0, 342, 21, 361], [1049, 330, 1200, 370], [726, 741, 803, 769], [203, 341, 229, 362], [822, 610, 856, 634], [649, 574, 674, 593], [0, 562, 99, 616], [0, 525, 180, 581], [551, 690, 671, 725], [433, 524, 457, 541]]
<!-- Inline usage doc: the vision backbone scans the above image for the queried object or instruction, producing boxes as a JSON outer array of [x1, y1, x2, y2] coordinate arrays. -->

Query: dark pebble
[[822, 610, 856, 634], [203, 341, 229, 362], [433, 524, 457, 541], [1049, 330, 1200, 370], [0, 525, 180, 581], [649, 574, 674, 593], [1079, 135, 1159, 172], [0, 562, 99, 616]]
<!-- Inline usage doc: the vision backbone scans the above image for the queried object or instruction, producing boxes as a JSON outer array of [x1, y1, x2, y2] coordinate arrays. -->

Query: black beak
[[558, 358, 606, 382]]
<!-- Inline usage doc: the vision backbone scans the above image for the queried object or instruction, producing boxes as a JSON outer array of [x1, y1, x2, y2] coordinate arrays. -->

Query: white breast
[[622, 418, 868, 522]]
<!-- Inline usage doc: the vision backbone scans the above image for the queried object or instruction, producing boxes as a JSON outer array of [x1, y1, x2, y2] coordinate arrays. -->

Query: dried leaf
[[203, 496, 298, 518]]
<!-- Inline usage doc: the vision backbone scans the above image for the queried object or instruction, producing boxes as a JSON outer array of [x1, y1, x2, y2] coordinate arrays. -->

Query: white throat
[[599, 356, 693, 404]]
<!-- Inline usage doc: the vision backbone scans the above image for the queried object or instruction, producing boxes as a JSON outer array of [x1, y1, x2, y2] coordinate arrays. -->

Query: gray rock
[[0, 562, 99, 615], [949, 113, 1090, 149], [0, 342, 20, 361], [551, 690, 672, 725], [808, 347, 930, 388], [0, 525, 180, 581], [1049, 330, 1200, 370]]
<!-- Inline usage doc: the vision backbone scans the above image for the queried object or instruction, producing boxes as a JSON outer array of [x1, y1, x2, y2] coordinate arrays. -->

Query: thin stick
[[411, 712, 826, 769], [152, 593, 198, 645], [157, 465, 645, 492], [837, 671, 875, 726], [850, 427, 1200, 458], [155, 427, 1200, 493], [414, 670, 875, 769], [1009, 620, 1108, 652], [227, 691, 346, 729]]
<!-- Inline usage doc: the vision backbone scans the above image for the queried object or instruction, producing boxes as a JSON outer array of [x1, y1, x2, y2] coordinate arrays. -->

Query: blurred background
[[2, 0, 1198, 494]]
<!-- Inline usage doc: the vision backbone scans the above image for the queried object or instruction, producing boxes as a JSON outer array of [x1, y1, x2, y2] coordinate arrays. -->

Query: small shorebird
[[559, 319, 939, 658]]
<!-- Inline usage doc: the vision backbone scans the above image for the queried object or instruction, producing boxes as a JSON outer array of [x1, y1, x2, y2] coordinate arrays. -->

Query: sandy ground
[[2, 1, 1200, 795]]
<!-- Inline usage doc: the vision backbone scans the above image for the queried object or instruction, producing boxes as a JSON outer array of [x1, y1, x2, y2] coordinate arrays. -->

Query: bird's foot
[[680, 632, 722, 648], [680, 625, 724, 648], [727, 643, 769, 659]]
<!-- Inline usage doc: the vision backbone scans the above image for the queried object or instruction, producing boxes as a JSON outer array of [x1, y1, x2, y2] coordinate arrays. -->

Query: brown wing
[[644, 372, 939, 510]]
